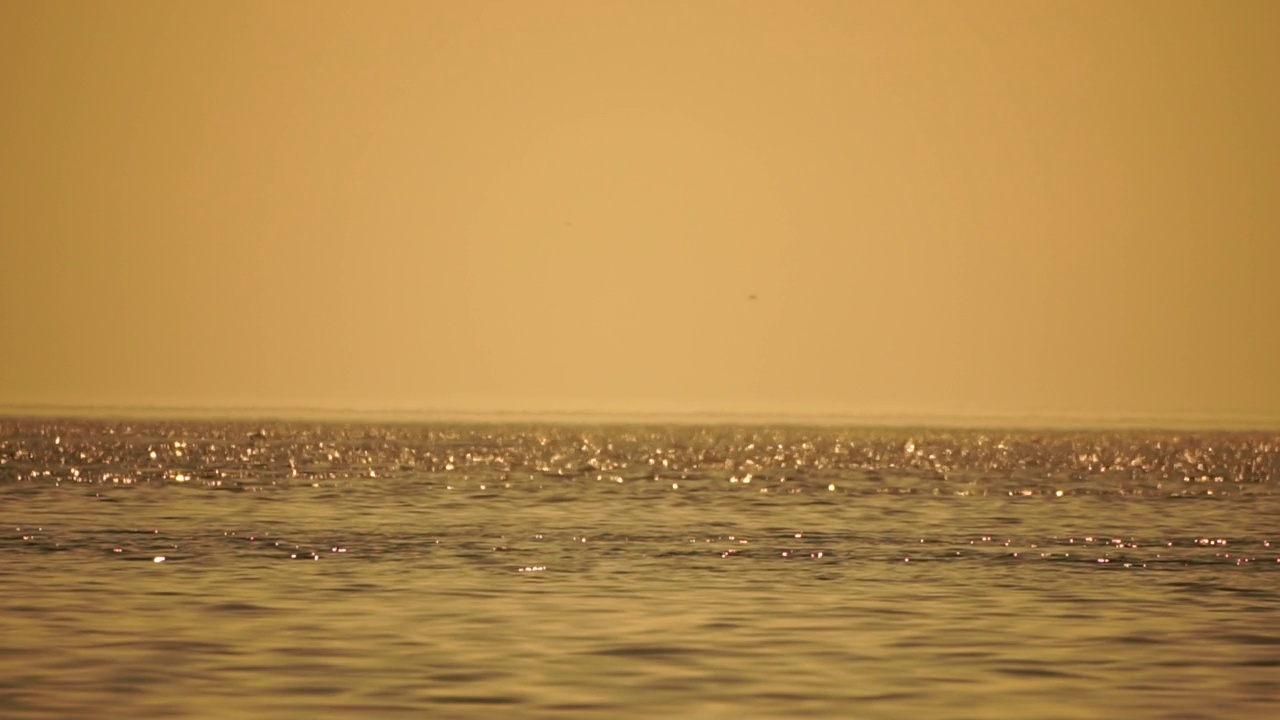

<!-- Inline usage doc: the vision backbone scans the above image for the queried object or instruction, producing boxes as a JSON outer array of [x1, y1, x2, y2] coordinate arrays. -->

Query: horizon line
[[2, 403, 1278, 432]]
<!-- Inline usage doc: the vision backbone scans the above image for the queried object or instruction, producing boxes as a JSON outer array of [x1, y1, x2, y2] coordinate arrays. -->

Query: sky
[[2, 1, 1278, 426]]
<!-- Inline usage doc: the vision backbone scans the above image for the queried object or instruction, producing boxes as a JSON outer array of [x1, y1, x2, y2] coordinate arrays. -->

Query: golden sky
[[2, 1, 1278, 425]]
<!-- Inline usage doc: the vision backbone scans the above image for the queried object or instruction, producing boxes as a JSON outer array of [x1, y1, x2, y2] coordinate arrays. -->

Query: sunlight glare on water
[[1, 420, 1278, 719]]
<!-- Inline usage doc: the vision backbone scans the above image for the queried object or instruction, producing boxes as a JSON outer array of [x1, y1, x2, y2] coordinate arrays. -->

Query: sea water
[[2, 419, 1278, 719]]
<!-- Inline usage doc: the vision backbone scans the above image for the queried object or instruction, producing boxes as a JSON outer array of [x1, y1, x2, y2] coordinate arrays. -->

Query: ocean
[[2, 419, 1278, 719]]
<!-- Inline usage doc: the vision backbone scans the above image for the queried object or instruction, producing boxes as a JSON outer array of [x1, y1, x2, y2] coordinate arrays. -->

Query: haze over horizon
[[3, 1, 1278, 428]]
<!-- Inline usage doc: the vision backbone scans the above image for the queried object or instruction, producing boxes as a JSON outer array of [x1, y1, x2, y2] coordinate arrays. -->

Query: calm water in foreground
[[2, 419, 1278, 719]]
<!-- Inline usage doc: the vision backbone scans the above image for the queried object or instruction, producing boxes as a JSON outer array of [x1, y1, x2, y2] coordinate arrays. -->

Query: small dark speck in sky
[[748, 294, 757, 301]]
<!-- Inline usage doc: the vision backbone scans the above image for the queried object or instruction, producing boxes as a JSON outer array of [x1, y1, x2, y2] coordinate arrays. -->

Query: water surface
[[2, 420, 1278, 718]]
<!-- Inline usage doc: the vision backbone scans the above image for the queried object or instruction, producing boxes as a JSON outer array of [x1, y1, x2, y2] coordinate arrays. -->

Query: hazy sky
[[2, 1, 1278, 425]]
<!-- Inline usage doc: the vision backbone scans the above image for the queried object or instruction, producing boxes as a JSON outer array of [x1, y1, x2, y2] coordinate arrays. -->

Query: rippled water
[[2, 419, 1279, 719]]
